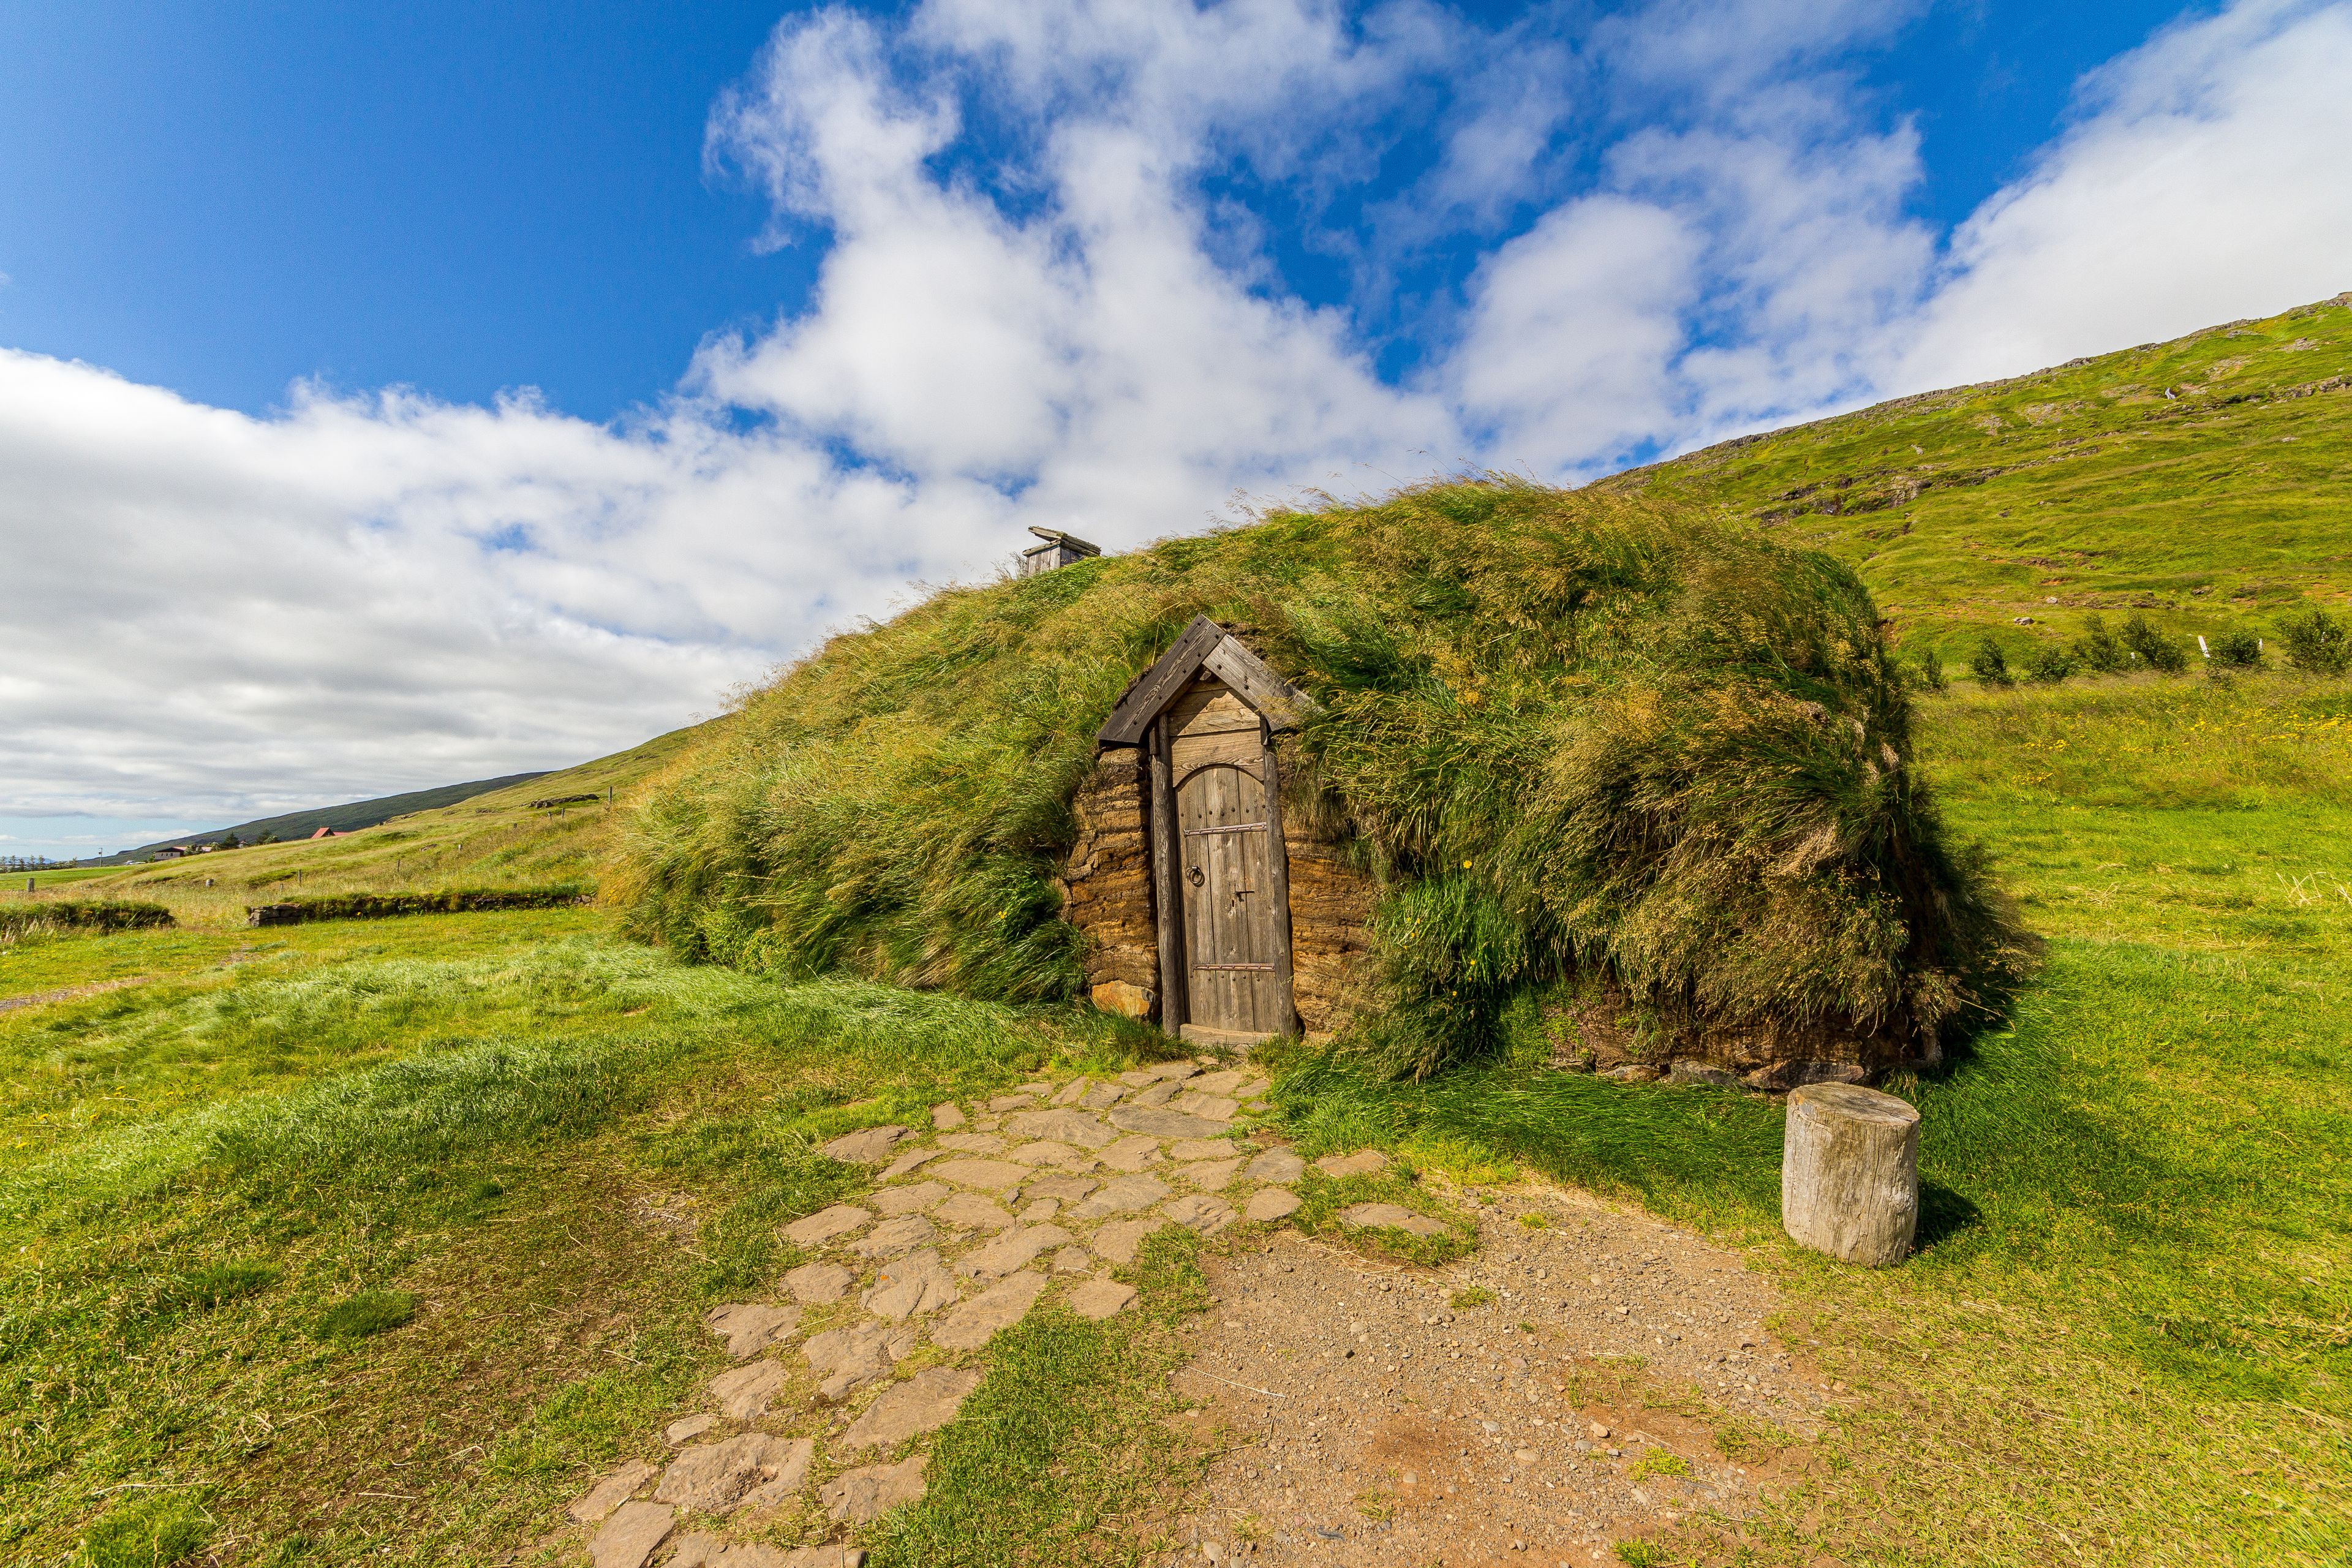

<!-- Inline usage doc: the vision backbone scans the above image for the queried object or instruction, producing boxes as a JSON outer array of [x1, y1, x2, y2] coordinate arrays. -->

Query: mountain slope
[[108, 772, 551, 862], [1595, 292, 2352, 663]]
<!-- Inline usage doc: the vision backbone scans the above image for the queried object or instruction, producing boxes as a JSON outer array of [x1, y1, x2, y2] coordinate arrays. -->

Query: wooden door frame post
[[1149, 712, 1188, 1033]]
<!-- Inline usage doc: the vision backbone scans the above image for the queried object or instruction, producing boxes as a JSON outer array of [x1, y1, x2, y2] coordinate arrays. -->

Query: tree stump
[[1781, 1082, 1920, 1267]]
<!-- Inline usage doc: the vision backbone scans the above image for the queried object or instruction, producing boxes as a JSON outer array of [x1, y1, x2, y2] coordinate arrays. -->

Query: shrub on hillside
[[2278, 607, 2350, 675], [1969, 639, 2014, 688], [2120, 612, 2189, 673], [2025, 643, 2077, 684], [1910, 647, 1948, 693], [617, 480, 2019, 1077], [2209, 628, 2264, 669], [2075, 614, 2131, 674]]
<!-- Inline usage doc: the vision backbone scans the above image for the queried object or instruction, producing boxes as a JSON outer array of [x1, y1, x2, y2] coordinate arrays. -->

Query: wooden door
[[1168, 682, 1290, 1036]]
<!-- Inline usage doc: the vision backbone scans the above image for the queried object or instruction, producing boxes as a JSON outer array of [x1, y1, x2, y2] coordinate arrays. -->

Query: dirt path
[[1165, 1188, 1830, 1566]]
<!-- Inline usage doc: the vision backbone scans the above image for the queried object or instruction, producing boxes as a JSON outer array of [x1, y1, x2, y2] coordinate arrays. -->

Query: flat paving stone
[[1088, 1217, 1172, 1265], [821, 1125, 911, 1164], [664, 1414, 717, 1446], [703, 1302, 799, 1359], [1167, 1137, 1235, 1161], [1018, 1197, 1060, 1223], [1079, 1082, 1124, 1109], [1234, 1077, 1272, 1099], [1069, 1173, 1172, 1220], [1098, 1134, 1164, 1172], [1052, 1078, 1091, 1106], [784, 1261, 854, 1304], [1052, 1245, 1091, 1273], [783, 1204, 872, 1248], [654, 1433, 812, 1516], [1337, 1200, 1448, 1237], [1171, 1093, 1240, 1120], [822, 1453, 930, 1523], [1110, 1105, 1230, 1139], [1116, 1069, 1161, 1088], [931, 1157, 1028, 1191], [872, 1180, 949, 1216], [842, 1365, 986, 1448], [1185, 1158, 1242, 1191], [1190, 1069, 1248, 1095], [1067, 1277, 1138, 1319], [1018, 1172, 1100, 1205], [802, 1321, 916, 1402], [930, 1270, 1050, 1351], [568, 1458, 657, 1523], [862, 1248, 960, 1319], [851, 1215, 937, 1259], [935, 1132, 1006, 1153], [957, 1223, 1074, 1278], [1006, 1139, 1096, 1170], [933, 1191, 1014, 1230], [878, 1146, 945, 1182], [1001, 1108, 1119, 1148], [1128, 1080, 1180, 1107], [1163, 1193, 1237, 1233], [1243, 1148, 1305, 1184], [1243, 1187, 1302, 1222], [986, 1093, 1036, 1112], [589, 1501, 674, 1568], [708, 1358, 790, 1422], [1316, 1150, 1389, 1178]]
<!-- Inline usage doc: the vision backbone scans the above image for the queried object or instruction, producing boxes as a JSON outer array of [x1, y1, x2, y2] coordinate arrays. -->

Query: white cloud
[[5, 0, 2347, 854], [1896, 0, 2352, 386]]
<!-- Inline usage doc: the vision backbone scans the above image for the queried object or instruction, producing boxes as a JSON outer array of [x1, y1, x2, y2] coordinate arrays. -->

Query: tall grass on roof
[[615, 479, 2019, 1077]]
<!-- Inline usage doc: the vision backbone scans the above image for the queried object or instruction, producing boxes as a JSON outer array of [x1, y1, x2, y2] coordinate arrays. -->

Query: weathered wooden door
[[1167, 681, 1291, 1036]]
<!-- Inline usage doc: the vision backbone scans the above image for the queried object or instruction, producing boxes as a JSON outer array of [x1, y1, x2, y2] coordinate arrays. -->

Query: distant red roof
[[309, 826, 343, 839]]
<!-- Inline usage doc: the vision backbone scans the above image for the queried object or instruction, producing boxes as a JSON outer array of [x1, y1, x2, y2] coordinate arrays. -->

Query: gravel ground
[[1164, 1185, 1830, 1566]]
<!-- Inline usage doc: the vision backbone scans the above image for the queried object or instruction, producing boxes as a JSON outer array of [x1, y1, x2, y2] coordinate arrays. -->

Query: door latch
[[1187, 865, 1205, 887]]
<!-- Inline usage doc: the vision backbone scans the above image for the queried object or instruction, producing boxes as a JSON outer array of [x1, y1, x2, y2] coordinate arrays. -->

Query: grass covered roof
[[616, 480, 2018, 1076]]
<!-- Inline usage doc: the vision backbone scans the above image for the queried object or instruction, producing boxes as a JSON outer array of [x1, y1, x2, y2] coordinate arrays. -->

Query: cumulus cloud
[[5, 0, 2346, 853], [1896, 0, 2352, 387]]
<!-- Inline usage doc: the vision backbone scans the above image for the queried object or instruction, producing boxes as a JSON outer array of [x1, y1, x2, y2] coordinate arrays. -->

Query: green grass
[[1263, 671, 2352, 1564], [0, 913, 1167, 1565], [1599, 293, 2352, 674]]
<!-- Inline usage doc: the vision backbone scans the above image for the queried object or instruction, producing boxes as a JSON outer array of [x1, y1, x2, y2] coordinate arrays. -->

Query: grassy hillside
[[105, 772, 552, 864], [618, 485, 2015, 1077], [1597, 292, 2352, 669], [13, 725, 709, 930]]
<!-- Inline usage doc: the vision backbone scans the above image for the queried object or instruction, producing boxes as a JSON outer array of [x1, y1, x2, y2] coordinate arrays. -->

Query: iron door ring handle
[[1188, 866, 1204, 887]]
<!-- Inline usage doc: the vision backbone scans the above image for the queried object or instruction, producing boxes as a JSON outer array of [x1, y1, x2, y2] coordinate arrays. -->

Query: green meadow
[[2, 670, 2342, 1565]]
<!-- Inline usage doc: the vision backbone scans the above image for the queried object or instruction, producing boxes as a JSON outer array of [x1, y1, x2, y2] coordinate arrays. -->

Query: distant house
[[153, 846, 187, 860], [1019, 526, 1101, 576], [309, 827, 344, 840]]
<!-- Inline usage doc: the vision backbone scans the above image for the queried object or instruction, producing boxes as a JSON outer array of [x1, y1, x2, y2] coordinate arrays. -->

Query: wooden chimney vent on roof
[[1019, 526, 1102, 576]]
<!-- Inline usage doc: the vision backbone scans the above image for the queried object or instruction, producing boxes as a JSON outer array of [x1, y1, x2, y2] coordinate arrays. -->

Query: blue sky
[[3, 0, 2348, 859], [3, 0, 2188, 419]]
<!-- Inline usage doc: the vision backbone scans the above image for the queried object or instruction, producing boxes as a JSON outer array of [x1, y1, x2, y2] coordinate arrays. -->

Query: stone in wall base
[[1090, 981, 1156, 1020]]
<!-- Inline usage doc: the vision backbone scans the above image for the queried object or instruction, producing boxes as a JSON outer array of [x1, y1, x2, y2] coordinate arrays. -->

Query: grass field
[[3, 671, 2342, 1566]]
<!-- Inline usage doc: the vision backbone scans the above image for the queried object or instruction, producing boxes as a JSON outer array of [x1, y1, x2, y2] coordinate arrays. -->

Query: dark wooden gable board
[[1096, 616, 1314, 746]]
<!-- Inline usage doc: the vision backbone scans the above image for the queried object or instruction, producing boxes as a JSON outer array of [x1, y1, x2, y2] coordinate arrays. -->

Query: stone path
[[562, 1060, 1284, 1566]]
